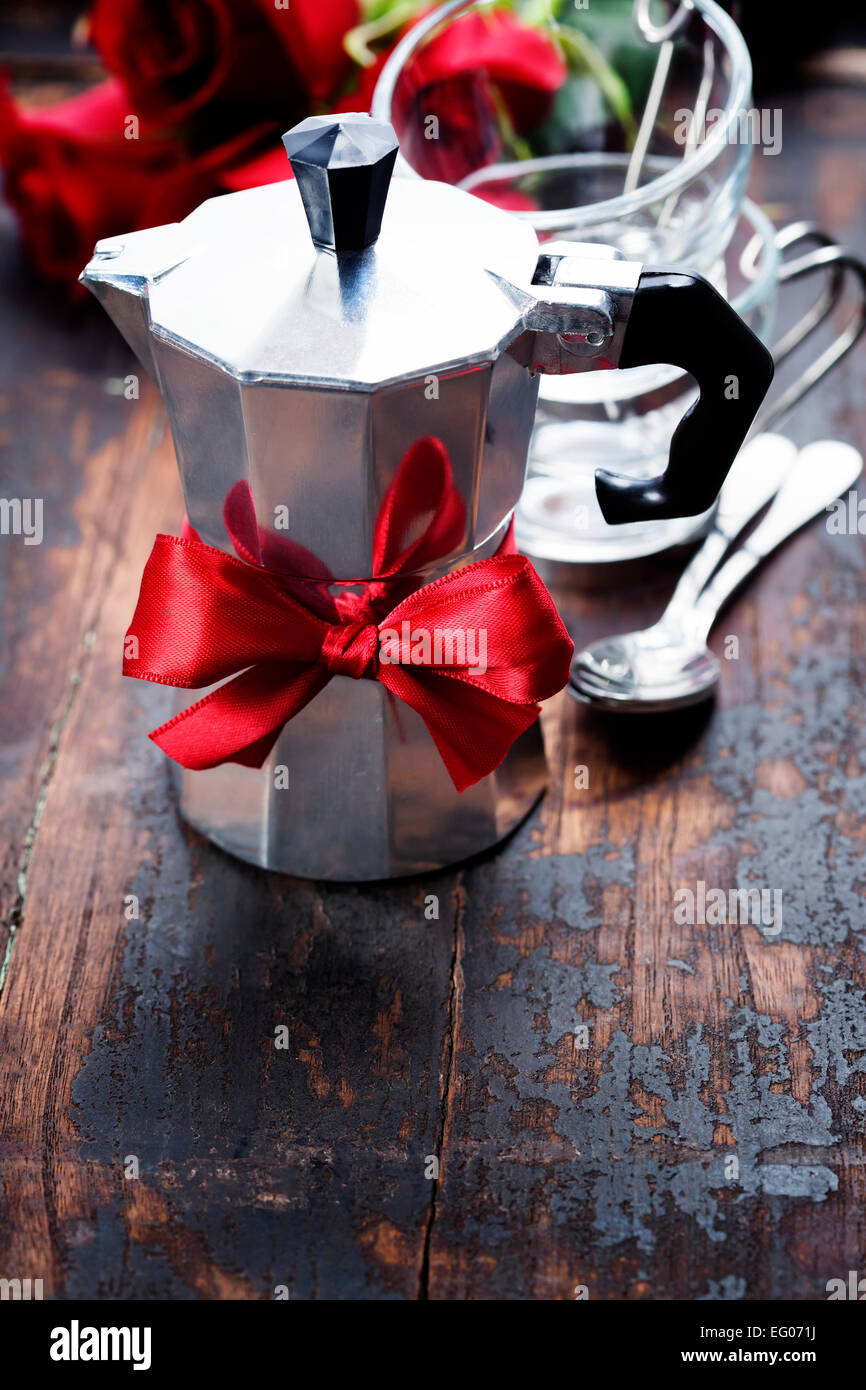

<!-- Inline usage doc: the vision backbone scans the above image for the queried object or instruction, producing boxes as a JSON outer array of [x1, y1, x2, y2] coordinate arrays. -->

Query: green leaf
[[555, 25, 638, 147]]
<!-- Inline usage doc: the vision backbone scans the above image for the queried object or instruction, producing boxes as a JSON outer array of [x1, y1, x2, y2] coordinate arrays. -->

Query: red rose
[[334, 49, 390, 116], [252, 0, 360, 107], [473, 185, 539, 214], [0, 78, 271, 290], [88, 0, 359, 126], [217, 9, 558, 207], [390, 10, 566, 185], [400, 10, 566, 124], [88, 0, 238, 124], [215, 142, 291, 193], [0, 80, 174, 286]]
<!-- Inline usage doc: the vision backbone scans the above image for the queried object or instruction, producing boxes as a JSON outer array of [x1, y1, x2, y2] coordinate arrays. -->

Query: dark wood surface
[[1, 80, 865, 1301]]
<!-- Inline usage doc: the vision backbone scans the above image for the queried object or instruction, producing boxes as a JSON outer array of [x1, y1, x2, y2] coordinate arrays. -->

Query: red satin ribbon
[[183, 436, 470, 624], [123, 536, 573, 793]]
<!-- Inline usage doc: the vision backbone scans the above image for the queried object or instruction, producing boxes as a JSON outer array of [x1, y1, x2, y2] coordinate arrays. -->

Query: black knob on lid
[[282, 113, 399, 253]]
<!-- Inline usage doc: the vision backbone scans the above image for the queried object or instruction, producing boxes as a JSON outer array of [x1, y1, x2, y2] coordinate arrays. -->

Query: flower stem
[[556, 25, 638, 148], [344, 1, 421, 68]]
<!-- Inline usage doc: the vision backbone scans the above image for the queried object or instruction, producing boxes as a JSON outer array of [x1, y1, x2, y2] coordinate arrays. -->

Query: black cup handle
[[594, 269, 775, 524]]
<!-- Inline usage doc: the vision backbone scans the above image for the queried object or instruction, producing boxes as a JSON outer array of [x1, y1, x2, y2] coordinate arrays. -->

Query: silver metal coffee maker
[[81, 113, 772, 880]]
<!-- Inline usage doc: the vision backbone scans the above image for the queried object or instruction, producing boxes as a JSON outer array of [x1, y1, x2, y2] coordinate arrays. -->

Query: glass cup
[[373, 0, 755, 271], [372, 0, 755, 557], [373, 1, 865, 567]]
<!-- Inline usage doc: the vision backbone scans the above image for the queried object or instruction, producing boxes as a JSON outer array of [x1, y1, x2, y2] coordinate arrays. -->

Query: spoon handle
[[690, 441, 862, 639], [662, 434, 797, 624]]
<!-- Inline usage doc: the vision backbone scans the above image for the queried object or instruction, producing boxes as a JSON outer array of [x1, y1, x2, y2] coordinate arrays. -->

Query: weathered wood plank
[[419, 95, 866, 1292], [424, 524, 866, 1297], [0, 232, 165, 970], [0, 75, 864, 1301], [0, 413, 455, 1298]]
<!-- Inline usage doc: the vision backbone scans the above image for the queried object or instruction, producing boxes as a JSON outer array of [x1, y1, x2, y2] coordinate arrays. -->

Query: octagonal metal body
[[82, 172, 554, 878]]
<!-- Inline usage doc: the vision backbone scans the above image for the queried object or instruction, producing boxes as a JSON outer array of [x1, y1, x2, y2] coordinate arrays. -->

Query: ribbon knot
[[122, 532, 574, 792], [319, 622, 379, 680], [125, 438, 574, 792]]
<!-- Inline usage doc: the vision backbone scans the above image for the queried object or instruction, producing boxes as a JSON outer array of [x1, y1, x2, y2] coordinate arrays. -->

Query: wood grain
[[1, 81, 865, 1300]]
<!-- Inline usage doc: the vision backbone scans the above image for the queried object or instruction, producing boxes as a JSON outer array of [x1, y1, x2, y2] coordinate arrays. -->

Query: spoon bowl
[[572, 626, 721, 711], [569, 440, 863, 714]]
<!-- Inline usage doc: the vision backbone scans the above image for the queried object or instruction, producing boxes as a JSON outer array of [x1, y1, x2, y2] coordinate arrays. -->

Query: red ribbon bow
[[122, 439, 573, 792]]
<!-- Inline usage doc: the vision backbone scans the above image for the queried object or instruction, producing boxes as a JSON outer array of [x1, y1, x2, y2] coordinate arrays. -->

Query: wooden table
[[1, 81, 865, 1302]]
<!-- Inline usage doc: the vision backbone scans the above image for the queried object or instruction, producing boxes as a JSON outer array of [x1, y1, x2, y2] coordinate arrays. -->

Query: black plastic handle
[[595, 269, 775, 524]]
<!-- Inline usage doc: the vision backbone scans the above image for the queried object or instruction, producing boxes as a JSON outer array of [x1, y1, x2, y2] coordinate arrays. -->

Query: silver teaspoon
[[570, 433, 796, 700], [570, 439, 862, 713]]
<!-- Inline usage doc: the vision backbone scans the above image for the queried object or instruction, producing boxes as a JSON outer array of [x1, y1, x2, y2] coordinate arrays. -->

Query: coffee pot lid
[[92, 113, 540, 390]]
